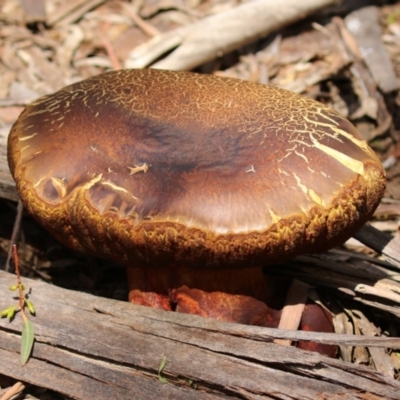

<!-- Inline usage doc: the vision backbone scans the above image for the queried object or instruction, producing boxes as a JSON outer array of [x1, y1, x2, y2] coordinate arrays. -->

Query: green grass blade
[[158, 356, 168, 383], [21, 319, 35, 365]]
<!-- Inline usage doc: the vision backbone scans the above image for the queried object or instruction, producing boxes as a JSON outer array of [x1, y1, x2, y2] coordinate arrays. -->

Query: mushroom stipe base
[[126, 264, 337, 357]]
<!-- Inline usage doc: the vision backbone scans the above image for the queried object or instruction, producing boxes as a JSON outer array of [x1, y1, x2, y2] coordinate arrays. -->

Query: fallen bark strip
[[125, 0, 336, 70], [0, 271, 399, 400], [109, 300, 400, 349], [0, 339, 214, 400], [354, 223, 400, 270]]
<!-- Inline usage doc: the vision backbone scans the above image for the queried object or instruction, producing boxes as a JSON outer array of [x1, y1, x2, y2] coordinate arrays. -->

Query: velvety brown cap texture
[[8, 69, 385, 268]]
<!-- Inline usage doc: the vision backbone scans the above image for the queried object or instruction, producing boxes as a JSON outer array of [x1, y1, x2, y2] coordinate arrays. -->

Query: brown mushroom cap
[[8, 69, 385, 268]]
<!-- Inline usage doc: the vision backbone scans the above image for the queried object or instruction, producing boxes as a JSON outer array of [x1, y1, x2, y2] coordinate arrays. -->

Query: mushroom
[[8, 69, 385, 352]]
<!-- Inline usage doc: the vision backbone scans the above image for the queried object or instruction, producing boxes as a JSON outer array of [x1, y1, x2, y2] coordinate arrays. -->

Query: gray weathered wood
[[355, 223, 400, 270], [0, 270, 399, 400]]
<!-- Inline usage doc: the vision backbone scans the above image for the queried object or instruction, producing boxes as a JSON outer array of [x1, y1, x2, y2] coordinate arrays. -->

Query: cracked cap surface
[[8, 69, 386, 267]]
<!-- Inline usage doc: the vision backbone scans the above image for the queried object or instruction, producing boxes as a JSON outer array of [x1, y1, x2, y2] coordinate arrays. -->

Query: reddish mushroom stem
[[127, 265, 337, 357], [127, 265, 285, 325]]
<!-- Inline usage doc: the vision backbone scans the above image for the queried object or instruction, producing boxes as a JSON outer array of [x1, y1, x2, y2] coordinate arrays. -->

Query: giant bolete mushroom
[[8, 69, 385, 351]]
